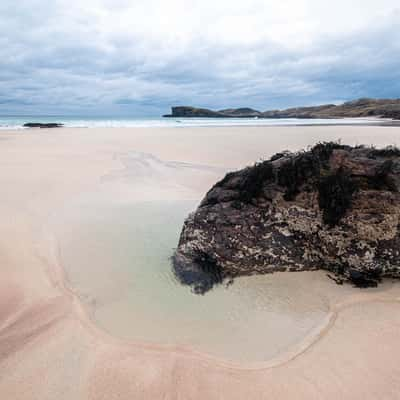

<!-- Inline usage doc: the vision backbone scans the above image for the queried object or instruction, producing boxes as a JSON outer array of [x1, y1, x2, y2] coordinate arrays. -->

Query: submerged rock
[[173, 143, 400, 293]]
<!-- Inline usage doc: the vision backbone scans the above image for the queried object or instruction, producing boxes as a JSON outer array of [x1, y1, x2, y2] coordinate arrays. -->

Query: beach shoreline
[[1, 126, 400, 399], [1, 115, 400, 130]]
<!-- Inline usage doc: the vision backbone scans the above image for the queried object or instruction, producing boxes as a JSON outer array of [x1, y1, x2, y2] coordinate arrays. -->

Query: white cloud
[[0, 0, 399, 115]]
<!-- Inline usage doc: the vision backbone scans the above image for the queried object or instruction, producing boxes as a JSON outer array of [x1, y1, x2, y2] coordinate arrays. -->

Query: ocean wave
[[0, 117, 385, 129]]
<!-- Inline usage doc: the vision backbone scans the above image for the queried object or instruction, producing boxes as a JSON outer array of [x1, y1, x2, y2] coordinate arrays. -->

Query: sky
[[0, 0, 399, 116]]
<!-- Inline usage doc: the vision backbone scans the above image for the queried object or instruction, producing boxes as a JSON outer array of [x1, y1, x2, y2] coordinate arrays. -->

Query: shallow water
[[54, 199, 338, 363]]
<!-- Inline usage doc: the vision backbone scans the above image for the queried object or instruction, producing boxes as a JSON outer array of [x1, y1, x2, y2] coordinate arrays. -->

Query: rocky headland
[[164, 106, 262, 118], [173, 143, 400, 293], [164, 98, 400, 120]]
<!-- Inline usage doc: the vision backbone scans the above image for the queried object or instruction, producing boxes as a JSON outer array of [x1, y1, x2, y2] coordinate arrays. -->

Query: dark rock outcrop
[[164, 107, 223, 118], [23, 123, 64, 128], [217, 108, 262, 117], [173, 143, 400, 293], [164, 106, 262, 118], [164, 98, 400, 120]]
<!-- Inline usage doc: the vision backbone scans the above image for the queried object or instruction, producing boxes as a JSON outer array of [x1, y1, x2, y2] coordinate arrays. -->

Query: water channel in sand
[[53, 197, 357, 363]]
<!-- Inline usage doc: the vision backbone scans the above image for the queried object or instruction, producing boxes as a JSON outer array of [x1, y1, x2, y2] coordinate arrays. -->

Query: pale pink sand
[[0, 126, 400, 399]]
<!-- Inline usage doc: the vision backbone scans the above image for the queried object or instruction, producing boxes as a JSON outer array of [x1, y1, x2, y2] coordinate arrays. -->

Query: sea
[[0, 115, 386, 129]]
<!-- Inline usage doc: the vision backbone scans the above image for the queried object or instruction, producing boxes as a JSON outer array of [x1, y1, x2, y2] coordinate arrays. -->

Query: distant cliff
[[163, 106, 262, 118], [163, 98, 400, 119]]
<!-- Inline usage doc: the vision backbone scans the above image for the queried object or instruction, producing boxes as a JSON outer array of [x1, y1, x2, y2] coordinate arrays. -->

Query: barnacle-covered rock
[[173, 143, 400, 293]]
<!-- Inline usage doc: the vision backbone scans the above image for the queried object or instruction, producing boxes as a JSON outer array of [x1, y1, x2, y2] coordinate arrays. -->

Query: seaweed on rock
[[369, 146, 400, 159], [172, 251, 224, 295], [317, 168, 358, 227], [277, 152, 320, 201], [372, 160, 397, 191], [238, 161, 274, 203], [310, 142, 350, 163]]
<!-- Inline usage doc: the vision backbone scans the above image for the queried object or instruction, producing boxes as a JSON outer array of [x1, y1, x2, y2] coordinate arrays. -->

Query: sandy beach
[[1, 125, 400, 399]]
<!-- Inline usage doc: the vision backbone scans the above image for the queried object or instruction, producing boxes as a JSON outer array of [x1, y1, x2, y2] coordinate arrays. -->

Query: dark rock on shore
[[164, 98, 400, 120], [23, 123, 64, 128], [173, 143, 400, 294]]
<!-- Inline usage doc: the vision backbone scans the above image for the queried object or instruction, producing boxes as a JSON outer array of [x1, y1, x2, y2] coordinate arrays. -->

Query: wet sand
[[0, 126, 400, 399]]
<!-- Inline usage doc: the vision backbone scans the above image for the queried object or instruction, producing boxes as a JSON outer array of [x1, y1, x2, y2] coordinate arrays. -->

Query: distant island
[[164, 98, 400, 119]]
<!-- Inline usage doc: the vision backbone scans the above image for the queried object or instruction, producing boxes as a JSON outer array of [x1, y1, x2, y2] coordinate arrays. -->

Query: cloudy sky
[[1, 0, 399, 116]]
